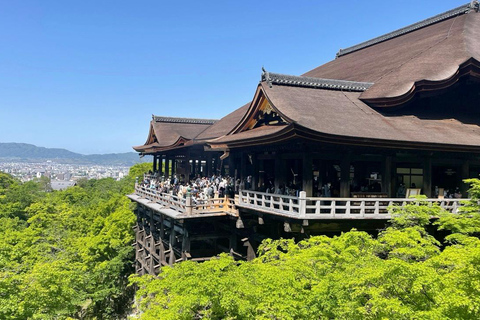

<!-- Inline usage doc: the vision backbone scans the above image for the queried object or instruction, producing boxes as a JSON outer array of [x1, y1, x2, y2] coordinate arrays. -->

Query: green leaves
[[132, 180, 480, 319], [0, 172, 136, 319]]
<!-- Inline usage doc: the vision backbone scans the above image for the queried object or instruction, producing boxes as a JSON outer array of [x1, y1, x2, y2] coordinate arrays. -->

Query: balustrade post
[[186, 196, 193, 215], [299, 191, 306, 217]]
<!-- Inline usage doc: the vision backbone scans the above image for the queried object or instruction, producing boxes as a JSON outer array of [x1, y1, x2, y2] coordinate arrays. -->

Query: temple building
[[128, 2, 480, 275]]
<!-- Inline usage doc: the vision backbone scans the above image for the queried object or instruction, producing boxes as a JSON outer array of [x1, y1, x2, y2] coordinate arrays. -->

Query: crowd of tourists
[[137, 171, 305, 202], [138, 172, 239, 203]]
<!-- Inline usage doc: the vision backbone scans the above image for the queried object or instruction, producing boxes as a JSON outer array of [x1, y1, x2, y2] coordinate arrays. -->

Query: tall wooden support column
[[184, 156, 191, 182], [206, 154, 213, 176], [153, 155, 158, 172], [159, 213, 165, 241], [303, 155, 313, 196], [181, 228, 190, 260], [240, 154, 246, 182], [461, 161, 470, 197], [382, 156, 393, 197], [159, 156, 164, 176], [212, 156, 217, 175], [165, 157, 170, 178], [169, 218, 176, 266], [340, 156, 351, 198], [228, 156, 235, 178], [252, 153, 259, 191], [191, 159, 196, 179], [274, 157, 286, 190], [423, 157, 432, 197], [258, 158, 264, 190], [229, 231, 237, 252]]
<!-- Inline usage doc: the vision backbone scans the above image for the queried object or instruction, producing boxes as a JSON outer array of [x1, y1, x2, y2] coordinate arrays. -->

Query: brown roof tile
[[303, 7, 480, 102], [195, 103, 250, 140], [261, 82, 480, 150]]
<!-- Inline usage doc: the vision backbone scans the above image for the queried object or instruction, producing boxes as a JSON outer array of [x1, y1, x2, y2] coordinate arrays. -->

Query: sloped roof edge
[[152, 115, 217, 125], [336, 2, 476, 58], [261, 71, 373, 92]]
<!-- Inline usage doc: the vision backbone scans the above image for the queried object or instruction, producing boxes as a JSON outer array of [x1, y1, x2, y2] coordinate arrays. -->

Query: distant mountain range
[[0, 143, 149, 166]]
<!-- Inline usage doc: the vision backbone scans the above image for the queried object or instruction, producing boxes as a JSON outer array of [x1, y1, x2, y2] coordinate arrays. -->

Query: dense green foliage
[[0, 163, 150, 319], [132, 182, 480, 319], [3, 164, 480, 319]]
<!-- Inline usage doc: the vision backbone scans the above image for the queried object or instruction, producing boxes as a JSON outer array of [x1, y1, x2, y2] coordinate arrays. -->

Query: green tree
[[0, 171, 137, 319], [131, 181, 480, 319]]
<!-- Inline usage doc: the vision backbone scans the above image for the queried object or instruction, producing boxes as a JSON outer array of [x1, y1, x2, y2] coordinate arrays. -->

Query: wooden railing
[[135, 184, 238, 216], [238, 190, 468, 220]]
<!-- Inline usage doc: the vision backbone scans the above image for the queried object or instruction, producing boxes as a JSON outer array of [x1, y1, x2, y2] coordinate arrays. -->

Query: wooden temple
[[128, 2, 480, 275]]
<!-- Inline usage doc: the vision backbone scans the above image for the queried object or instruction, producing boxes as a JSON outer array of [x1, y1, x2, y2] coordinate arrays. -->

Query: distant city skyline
[[0, 0, 467, 154]]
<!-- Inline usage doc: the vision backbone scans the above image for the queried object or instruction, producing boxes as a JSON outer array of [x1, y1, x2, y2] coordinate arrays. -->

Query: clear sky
[[0, 0, 468, 154]]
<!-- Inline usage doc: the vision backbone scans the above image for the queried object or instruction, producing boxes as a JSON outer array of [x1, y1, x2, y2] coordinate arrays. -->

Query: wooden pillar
[[303, 154, 313, 196], [240, 153, 246, 182], [153, 155, 157, 172], [159, 156, 164, 176], [184, 157, 191, 182], [228, 156, 235, 178], [274, 157, 286, 191], [229, 231, 237, 252], [181, 228, 190, 260], [340, 156, 351, 198], [165, 157, 170, 178], [169, 218, 176, 266], [252, 153, 258, 191], [423, 157, 432, 197], [159, 213, 165, 240], [461, 161, 470, 197], [212, 156, 217, 175], [206, 154, 213, 176], [258, 158, 264, 191], [191, 159, 196, 179], [382, 156, 393, 197]]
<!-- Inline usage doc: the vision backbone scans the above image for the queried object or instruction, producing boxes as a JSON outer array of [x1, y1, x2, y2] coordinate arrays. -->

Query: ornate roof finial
[[261, 67, 272, 88], [470, 0, 479, 12]]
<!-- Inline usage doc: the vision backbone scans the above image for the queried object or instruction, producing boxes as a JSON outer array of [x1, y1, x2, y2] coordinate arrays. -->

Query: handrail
[[238, 190, 469, 219], [135, 184, 238, 216]]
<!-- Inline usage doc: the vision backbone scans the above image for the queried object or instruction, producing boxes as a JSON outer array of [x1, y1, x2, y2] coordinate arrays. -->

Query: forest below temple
[[1, 164, 480, 319]]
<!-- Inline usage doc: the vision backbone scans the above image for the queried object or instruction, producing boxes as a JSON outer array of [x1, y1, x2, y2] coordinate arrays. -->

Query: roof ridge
[[336, 2, 476, 58], [152, 115, 217, 125], [261, 71, 373, 92]]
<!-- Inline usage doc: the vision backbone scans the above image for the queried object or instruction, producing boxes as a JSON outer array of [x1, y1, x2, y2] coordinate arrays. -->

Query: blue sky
[[0, 0, 467, 154]]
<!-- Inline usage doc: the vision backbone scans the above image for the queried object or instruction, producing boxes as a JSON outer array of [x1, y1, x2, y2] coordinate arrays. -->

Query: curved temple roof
[[304, 1, 480, 106], [134, 2, 480, 155], [133, 116, 217, 153]]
